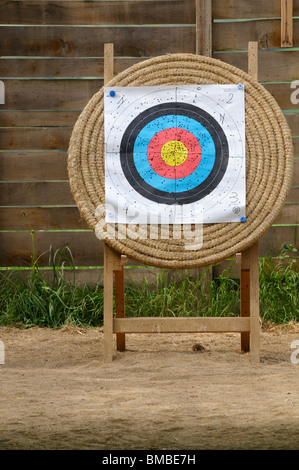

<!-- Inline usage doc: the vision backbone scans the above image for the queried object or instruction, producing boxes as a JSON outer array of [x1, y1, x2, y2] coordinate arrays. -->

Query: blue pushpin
[[110, 90, 116, 97], [237, 83, 243, 90], [240, 216, 246, 223]]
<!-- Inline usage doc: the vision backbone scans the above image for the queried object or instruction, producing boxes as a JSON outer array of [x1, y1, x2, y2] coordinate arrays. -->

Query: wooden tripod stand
[[102, 42, 260, 364], [103, 241, 260, 363]]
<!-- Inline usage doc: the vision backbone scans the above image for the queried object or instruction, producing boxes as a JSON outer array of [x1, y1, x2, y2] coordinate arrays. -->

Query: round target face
[[120, 102, 229, 205], [104, 85, 246, 224]]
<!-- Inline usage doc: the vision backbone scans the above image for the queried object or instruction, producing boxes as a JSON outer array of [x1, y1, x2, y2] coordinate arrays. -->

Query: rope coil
[[68, 53, 293, 268]]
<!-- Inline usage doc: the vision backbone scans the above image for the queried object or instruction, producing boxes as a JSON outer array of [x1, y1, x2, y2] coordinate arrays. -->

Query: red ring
[[147, 128, 202, 179]]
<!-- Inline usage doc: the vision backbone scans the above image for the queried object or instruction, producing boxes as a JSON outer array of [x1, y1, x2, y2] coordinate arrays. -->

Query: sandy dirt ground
[[0, 323, 298, 451]]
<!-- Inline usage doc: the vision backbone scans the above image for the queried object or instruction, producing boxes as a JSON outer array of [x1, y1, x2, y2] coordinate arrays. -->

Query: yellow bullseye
[[161, 140, 188, 166]]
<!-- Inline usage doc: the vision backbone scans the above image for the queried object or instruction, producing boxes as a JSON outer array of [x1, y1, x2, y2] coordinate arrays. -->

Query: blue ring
[[133, 115, 216, 193]]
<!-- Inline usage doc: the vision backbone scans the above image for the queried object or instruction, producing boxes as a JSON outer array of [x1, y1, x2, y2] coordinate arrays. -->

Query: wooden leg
[[103, 243, 114, 362], [115, 266, 126, 352], [103, 45, 116, 361], [240, 268, 250, 352], [249, 241, 260, 363], [240, 242, 260, 362]]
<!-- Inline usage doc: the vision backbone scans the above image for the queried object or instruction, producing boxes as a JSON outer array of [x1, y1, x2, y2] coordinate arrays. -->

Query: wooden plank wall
[[0, 0, 298, 279]]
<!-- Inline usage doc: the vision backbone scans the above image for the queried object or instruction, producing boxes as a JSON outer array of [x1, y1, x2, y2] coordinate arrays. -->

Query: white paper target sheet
[[104, 85, 245, 224]]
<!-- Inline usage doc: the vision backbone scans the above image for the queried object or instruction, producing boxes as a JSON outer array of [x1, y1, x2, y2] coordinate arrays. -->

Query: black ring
[[120, 102, 229, 205]]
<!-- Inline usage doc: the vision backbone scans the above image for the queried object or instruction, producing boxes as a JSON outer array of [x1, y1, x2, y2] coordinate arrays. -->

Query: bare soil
[[0, 323, 298, 450]]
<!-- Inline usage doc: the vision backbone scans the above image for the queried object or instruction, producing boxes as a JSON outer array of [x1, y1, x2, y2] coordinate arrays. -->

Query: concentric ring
[[147, 128, 202, 179], [120, 102, 229, 204]]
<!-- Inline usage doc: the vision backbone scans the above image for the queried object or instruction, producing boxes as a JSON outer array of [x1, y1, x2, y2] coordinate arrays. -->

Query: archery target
[[104, 85, 245, 224]]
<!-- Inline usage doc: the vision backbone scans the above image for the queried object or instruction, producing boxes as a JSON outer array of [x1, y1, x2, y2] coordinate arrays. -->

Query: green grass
[[124, 268, 241, 319], [0, 244, 297, 328], [259, 246, 298, 323], [0, 246, 104, 328]]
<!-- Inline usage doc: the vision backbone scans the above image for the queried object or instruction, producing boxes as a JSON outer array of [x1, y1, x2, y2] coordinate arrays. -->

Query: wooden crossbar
[[113, 317, 251, 334]]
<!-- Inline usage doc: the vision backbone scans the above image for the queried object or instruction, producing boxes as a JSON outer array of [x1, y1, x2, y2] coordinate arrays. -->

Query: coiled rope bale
[[68, 53, 293, 269]]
